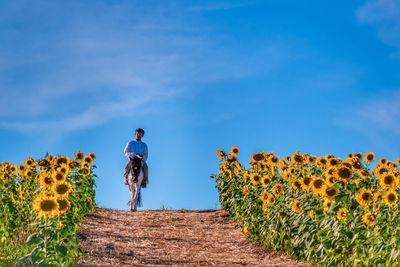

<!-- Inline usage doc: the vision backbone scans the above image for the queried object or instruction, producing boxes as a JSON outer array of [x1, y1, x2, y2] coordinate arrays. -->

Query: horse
[[127, 156, 144, 212]]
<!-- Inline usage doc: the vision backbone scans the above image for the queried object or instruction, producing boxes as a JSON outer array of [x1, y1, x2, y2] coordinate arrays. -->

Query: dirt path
[[76, 208, 309, 266]]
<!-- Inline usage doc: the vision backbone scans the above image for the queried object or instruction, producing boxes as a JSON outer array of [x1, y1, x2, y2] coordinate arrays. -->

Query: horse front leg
[[129, 182, 136, 212]]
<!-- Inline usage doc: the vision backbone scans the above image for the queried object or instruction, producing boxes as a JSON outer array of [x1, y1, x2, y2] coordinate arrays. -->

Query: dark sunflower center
[[338, 167, 351, 179], [57, 200, 69, 211], [367, 154, 374, 160], [56, 184, 69, 195], [294, 181, 302, 189], [294, 155, 303, 163], [384, 175, 394, 185], [388, 194, 396, 202], [303, 177, 312, 186], [233, 148, 239, 154], [313, 179, 324, 189], [55, 173, 64, 181], [326, 188, 337, 196], [57, 158, 68, 165], [40, 200, 57, 211], [253, 153, 264, 161], [330, 159, 338, 165], [362, 192, 371, 201], [44, 177, 53, 185]]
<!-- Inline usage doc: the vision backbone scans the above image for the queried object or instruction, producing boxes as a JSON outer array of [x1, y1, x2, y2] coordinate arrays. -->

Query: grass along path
[[76, 208, 309, 266]]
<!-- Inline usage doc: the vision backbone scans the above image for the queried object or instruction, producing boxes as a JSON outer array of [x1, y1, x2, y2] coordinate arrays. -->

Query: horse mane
[[130, 156, 142, 181]]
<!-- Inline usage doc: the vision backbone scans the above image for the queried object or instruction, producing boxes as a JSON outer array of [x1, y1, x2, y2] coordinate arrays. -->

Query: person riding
[[124, 128, 148, 187]]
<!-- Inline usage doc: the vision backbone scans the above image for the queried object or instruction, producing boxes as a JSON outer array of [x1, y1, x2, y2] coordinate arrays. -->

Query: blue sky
[[1, 0, 399, 210]]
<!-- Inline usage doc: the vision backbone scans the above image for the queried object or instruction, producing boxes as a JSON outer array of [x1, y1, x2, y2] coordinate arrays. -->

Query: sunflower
[[53, 171, 67, 183], [311, 177, 325, 194], [261, 176, 271, 186], [75, 150, 84, 161], [384, 189, 398, 206], [57, 198, 71, 214], [83, 156, 93, 165], [55, 156, 69, 166], [24, 169, 33, 179], [359, 170, 370, 178], [262, 202, 268, 212], [309, 210, 314, 218], [267, 195, 275, 205], [57, 164, 70, 175], [291, 179, 303, 190], [24, 157, 35, 167], [324, 199, 333, 208], [375, 165, 388, 178], [380, 172, 396, 189], [302, 176, 313, 191], [292, 151, 303, 166], [284, 155, 291, 163], [9, 164, 17, 173], [326, 176, 336, 187], [32, 195, 60, 217], [352, 161, 363, 171], [243, 185, 249, 195], [307, 155, 317, 165], [18, 164, 25, 173], [47, 154, 54, 161], [364, 152, 375, 163], [269, 155, 279, 165], [323, 187, 338, 201], [362, 212, 375, 226], [396, 158, 400, 167], [374, 192, 383, 202], [68, 160, 80, 171], [373, 203, 380, 211], [251, 152, 264, 162], [356, 188, 374, 207], [88, 152, 96, 160], [316, 157, 327, 167], [327, 158, 340, 167], [272, 183, 284, 197], [52, 182, 73, 197], [217, 150, 227, 160], [36, 159, 48, 167], [325, 154, 334, 160], [292, 199, 302, 213], [379, 157, 387, 165], [230, 146, 240, 156], [260, 191, 269, 202], [337, 208, 348, 221], [39, 174, 55, 188], [336, 165, 353, 181], [250, 173, 261, 185], [81, 167, 91, 177]]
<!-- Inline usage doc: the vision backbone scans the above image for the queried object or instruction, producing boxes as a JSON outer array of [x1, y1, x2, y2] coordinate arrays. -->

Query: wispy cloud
[[357, 0, 400, 56], [0, 0, 286, 137], [333, 90, 400, 152]]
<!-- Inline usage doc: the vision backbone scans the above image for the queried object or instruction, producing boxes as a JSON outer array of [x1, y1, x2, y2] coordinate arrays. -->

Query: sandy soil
[[76, 208, 310, 266]]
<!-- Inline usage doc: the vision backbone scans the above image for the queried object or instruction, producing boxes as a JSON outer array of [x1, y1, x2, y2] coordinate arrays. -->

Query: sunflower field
[[214, 147, 400, 266], [0, 151, 97, 266]]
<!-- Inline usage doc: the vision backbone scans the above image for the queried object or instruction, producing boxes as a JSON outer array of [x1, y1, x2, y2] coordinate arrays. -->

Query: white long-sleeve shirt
[[124, 140, 148, 161]]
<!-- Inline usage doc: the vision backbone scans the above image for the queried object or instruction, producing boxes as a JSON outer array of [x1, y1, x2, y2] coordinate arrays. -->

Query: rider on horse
[[124, 128, 149, 190]]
